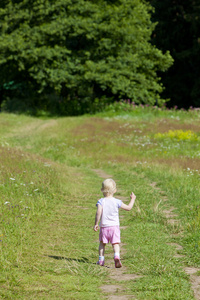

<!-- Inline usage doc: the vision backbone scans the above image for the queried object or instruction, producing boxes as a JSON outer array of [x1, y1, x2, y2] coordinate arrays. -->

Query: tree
[[149, 0, 200, 108], [0, 0, 173, 114]]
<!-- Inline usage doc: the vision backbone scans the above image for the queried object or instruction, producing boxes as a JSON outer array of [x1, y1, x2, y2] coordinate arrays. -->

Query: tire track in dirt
[[150, 182, 200, 300], [93, 169, 141, 300], [7, 119, 58, 139]]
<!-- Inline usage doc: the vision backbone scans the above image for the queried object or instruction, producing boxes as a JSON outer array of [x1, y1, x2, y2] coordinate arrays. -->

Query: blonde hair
[[101, 179, 116, 197]]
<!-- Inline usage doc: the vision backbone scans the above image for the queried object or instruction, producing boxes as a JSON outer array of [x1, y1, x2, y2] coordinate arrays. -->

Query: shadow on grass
[[47, 255, 111, 268], [47, 255, 96, 265]]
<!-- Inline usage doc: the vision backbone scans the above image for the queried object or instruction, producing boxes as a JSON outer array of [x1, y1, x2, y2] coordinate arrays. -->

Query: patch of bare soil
[[75, 206, 89, 210], [0, 146, 52, 176], [185, 267, 200, 299], [101, 285, 124, 294], [101, 256, 140, 300], [149, 182, 178, 223], [73, 118, 200, 172], [149, 182, 158, 189], [150, 119, 200, 134], [163, 207, 179, 225], [73, 118, 130, 138], [39, 120, 58, 130], [98, 237, 140, 299], [154, 157, 200, 173], [7, 119, 58, 142], [167, 242, 185, 258], [73, 117, 200, 140], [104, 155, 200, 174], [92, 169, 113, 179], [150, 182, 180, 226], [110, 271, 142, 282], [13, 120, 42, 134], [108, 296, 135, 300], [167, 242, 183, 251]]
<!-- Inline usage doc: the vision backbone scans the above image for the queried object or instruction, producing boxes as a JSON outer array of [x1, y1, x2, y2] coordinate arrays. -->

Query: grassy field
[[0, 105, 200, 299]]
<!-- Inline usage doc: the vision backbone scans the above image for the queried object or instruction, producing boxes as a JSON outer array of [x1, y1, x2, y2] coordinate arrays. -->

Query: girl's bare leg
[[97, 242, 106, 266], [99, 241, 106, 256], [112, 243, 120, 254]]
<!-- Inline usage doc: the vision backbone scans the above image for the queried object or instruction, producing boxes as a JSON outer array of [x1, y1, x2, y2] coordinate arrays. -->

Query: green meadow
[[0, 105, 200, 299]]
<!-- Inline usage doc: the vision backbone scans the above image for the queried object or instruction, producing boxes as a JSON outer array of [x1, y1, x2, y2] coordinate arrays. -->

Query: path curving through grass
[[93, 169, 141, 299], [0, 111, 200, 299]]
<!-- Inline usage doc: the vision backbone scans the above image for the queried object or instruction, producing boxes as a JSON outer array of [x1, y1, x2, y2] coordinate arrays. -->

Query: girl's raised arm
[[120, 192, 136, 211]]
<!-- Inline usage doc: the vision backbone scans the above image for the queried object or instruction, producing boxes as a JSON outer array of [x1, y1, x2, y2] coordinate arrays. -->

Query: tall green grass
[[0, 146, 107, 299], [0, 106, 200, 299]]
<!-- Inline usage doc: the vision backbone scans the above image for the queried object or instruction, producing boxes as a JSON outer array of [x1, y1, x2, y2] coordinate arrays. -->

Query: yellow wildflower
[[154, 130, 198, 141]]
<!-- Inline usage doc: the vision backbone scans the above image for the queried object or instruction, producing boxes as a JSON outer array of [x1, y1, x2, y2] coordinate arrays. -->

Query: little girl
[[94, 178, 136, 268]]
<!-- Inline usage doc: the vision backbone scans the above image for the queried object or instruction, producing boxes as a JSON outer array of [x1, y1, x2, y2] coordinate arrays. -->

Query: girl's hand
[[130, 192, 136, 202], [94, 225, 99, 231]]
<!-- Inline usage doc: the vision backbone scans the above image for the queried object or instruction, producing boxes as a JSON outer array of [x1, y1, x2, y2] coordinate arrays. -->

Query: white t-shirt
[[96, 197, 122, 227]]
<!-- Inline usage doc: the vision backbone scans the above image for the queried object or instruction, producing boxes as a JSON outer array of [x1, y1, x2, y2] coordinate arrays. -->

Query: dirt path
[[150, 182, 200, 299], [93, 169, 141, 300]]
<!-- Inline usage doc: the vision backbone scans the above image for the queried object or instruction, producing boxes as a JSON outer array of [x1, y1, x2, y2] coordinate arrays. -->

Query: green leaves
[[0, 0, 173, 114], [150, 0, 200, 108]]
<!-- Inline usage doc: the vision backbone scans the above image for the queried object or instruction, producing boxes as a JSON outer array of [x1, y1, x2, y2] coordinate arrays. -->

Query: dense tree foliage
[[0, 0, 173, 114], [150, 0, 200, 108]]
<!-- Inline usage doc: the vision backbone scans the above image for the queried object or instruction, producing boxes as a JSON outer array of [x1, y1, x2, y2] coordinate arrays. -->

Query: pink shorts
[[99, 226, 121, 244]]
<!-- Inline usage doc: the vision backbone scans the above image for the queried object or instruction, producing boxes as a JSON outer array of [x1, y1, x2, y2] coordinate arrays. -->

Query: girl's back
[[98, 197, 122, 227]]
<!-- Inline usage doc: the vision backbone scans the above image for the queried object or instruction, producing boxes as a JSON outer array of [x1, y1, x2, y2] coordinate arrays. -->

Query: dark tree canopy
[[150, 0, 200, 108], [0, 0, 173, 114]]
